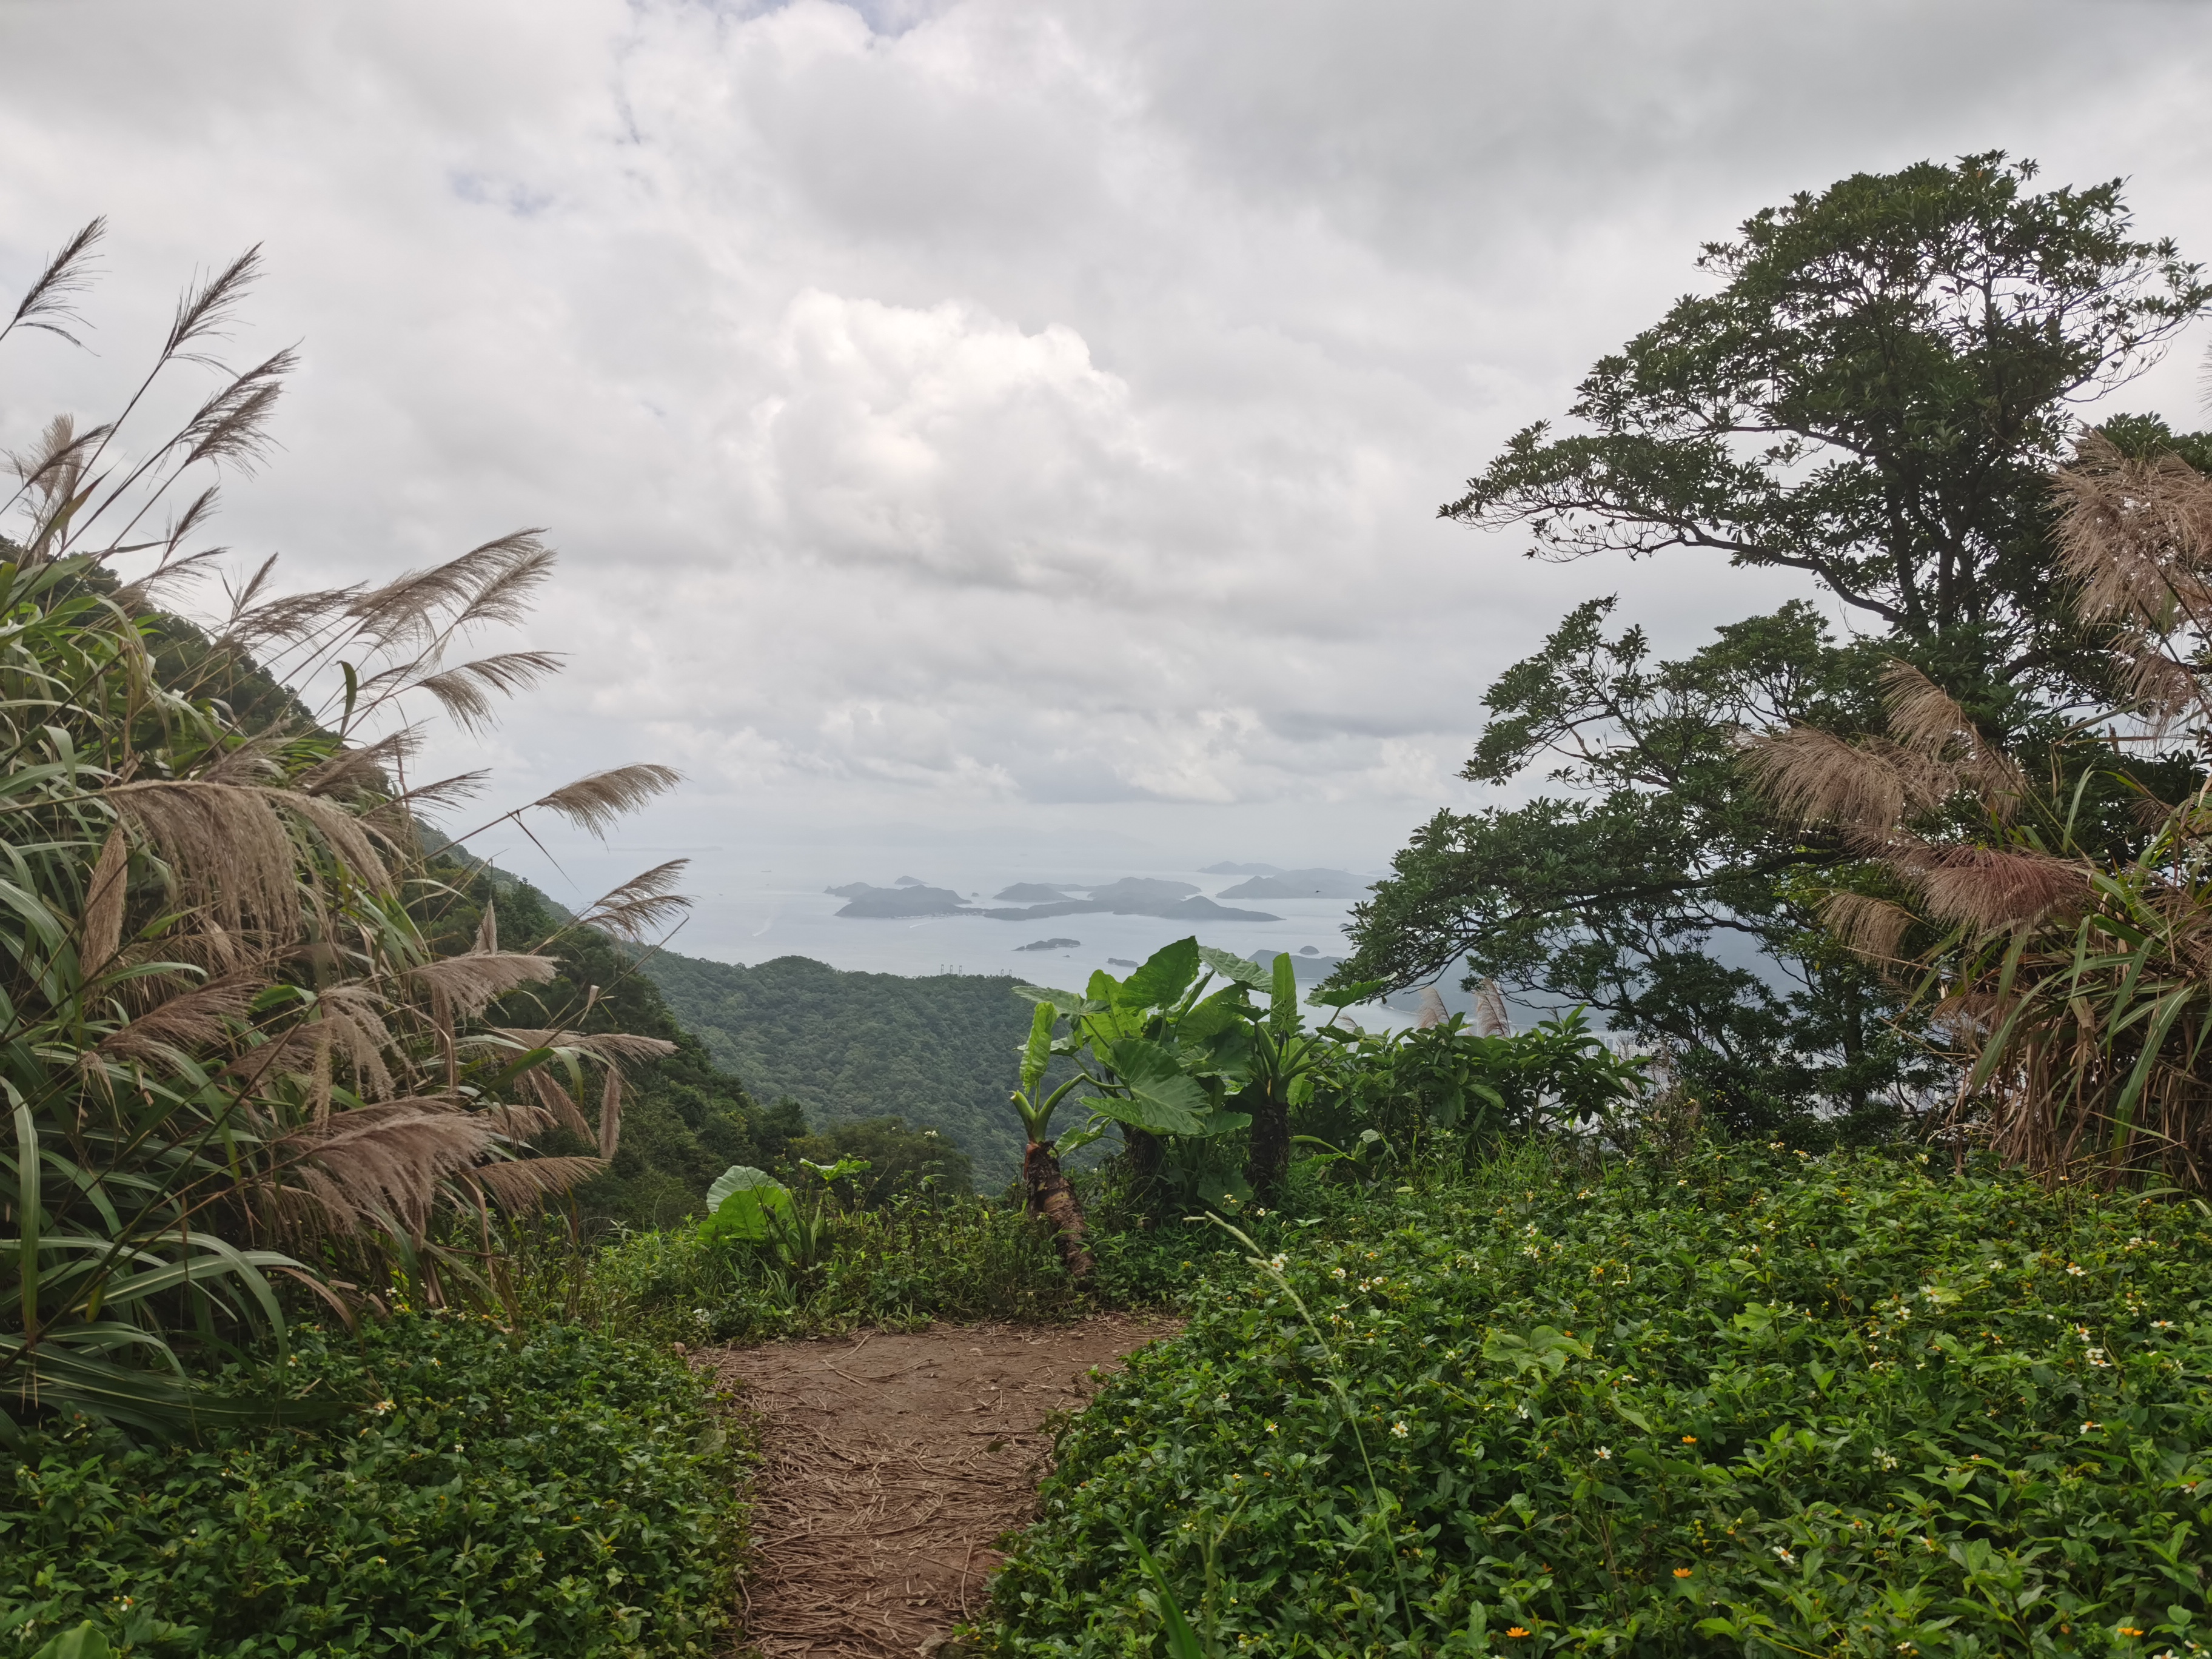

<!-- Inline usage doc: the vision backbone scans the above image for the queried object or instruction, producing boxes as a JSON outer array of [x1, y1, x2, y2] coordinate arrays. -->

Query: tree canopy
[[1342, 154, 2211, 1136]]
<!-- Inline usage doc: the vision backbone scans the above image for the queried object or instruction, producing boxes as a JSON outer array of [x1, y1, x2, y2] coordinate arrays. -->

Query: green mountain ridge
[[636, 950, 1045, 1186]]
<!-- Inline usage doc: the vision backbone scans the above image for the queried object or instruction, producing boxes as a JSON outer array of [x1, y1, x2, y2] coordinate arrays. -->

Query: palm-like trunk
[[1024, 1140, 1094, 1278], [1247, 1082, 1290, 1202]]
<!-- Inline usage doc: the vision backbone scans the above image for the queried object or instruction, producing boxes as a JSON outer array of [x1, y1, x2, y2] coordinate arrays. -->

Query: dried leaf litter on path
[[705, 1313, 1181, 1658]]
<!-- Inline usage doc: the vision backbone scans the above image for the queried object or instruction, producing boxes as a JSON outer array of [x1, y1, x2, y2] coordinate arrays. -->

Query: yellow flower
[[1506, 1628, 1529, 1639], [1681, 1435, 1697, 1444], [1673, 1567, 1694, 1578]]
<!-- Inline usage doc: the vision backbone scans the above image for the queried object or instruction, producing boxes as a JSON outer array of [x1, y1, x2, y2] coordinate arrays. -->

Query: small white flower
[[2154, 1319, 2175, 1330], [1390, 1420, 1409, 1438], [1772, 1546, 1796, 1566], [1595, 1446, 1612, 1460], [2066, 1263, 2086, 1276], [1265, 1420, 1278, 1434], [1332, 1267, 1347, 1279], [1267, 1254, 1288, 1271]]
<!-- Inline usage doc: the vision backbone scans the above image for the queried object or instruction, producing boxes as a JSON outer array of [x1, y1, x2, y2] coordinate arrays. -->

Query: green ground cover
[[991, 1149, 2212, 1658], [3, 1314, 743, 1659]]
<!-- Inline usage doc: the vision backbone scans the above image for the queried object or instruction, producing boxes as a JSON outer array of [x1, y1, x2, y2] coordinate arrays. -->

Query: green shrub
[[1, 1313, 743, 1657], [538, 1192, 1091, 1346], [992, 1148, 2212, 1656]]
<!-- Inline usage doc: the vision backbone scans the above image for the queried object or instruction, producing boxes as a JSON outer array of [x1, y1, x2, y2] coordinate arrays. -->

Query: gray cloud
[[3, 0, 2211, 905]]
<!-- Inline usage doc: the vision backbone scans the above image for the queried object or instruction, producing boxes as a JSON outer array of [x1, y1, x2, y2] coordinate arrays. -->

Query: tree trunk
[[1124, 1126, 1163, 1195], [1024, 1140, 1094, 1278], [1247, 1084, 1290, 1202]]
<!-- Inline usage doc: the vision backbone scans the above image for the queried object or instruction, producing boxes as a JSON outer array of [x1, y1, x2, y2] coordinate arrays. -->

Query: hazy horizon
[[7, 0, 2212, 969]]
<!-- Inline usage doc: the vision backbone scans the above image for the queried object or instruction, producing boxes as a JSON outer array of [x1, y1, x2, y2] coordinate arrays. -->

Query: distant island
[[1016, 937, 1081, 951], [828, 882, 971, 917], [829, 874, 1281, 923], [1217, 867, 1369, 900]]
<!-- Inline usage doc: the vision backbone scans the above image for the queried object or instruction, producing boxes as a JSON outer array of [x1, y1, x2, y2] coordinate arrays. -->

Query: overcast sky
[[5, 0, 2212, 908]]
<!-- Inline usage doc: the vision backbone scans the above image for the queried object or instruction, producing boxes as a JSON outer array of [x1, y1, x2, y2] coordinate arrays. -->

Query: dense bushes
[[2, 1313, 743, 1658], [532, 1191, 1088, 1347], [991, 1148, 2212, 1656]]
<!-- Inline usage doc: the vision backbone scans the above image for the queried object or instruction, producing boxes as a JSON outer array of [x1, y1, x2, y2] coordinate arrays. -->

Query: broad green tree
[[1341, 155, 2210, 1133]]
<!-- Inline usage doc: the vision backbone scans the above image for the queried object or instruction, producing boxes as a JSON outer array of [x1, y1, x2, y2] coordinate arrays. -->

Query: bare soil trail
[[704, 1314, 1180, 1658]]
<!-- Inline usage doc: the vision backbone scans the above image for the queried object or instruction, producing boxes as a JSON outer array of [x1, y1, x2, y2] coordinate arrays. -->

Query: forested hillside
[[638, 951, 1041, 1184], [444, 876, 807, 1231]]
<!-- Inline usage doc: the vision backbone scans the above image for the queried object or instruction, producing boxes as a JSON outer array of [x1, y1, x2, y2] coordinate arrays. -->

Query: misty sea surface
[[614, 852, 1427, 1031]]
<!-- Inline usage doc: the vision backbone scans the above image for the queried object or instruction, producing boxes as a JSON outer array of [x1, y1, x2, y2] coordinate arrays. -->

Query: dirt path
[[703, 1315, 1178, 1658]]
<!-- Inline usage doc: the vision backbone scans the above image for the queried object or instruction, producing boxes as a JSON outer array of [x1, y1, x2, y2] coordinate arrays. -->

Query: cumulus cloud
[[3, 0, 2211, 899]]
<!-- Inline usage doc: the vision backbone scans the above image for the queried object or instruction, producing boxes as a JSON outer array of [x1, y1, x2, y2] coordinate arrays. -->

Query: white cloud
[[3, 0, 2211, 911]]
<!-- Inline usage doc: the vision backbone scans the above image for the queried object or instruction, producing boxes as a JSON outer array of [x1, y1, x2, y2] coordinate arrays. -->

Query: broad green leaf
[[706, 1164, 781, 1210], [1117, 937, 1202, 1011], [1309, 977, 1386, 1009], [1019, 1000, 1055, 1091], [1269, 950, 1298, 1028], [32, 1622, 113, 1659], [1054, 1118, 1111, 1157], [1082, 1093, 1205, 1136], [1087, 1042, 1212, 1134], [699, 1178, 794, 1245], [1198, 945, 1272, 991]]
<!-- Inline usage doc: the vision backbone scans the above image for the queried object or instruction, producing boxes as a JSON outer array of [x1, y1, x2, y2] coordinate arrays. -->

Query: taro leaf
[[1198, 945, 1272, 991], [1198, 1107, 1253, 1136], [706, 1164, 780, 1210], [800, 1156, 871, 1184], [1310, 977, 1386, 1009], [1175, 993, 1245, 1040], [700, 1166, 794, 1244], [1084, 1092, 1206, 1136], [1178, 999, 1255, 1082], [1015, 984, 1100, 1021], [1088, 1038, 1211, 1133], [1055, 1117, 1111, 1157], [1019, 1000, 1055, 1091], [1116, 937, 1202, 1012], [1269, 950, 1299, 1025]]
